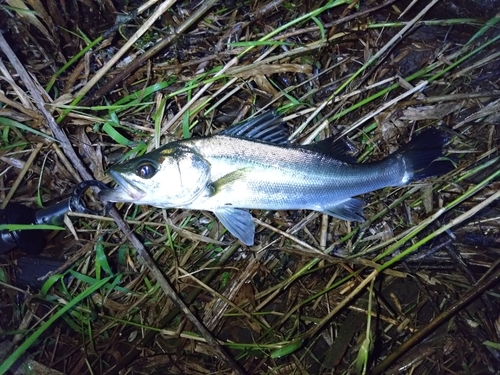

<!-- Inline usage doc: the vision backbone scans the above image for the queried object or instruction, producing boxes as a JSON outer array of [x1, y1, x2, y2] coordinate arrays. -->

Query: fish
[[99, 111, 453, 246]]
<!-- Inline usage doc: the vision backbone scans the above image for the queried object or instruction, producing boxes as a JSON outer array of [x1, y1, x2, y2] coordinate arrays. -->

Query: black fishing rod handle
[[0, 203, 47, 255]]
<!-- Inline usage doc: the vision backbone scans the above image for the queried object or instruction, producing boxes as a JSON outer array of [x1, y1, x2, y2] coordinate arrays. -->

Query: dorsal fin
[[219, 111, 288, 144], [302, 136, 357, 163]]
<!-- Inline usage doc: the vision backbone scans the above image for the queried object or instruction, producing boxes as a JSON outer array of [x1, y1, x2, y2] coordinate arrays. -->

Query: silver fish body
[[181, 136, 406, 212], [99, 111, 452, 245]]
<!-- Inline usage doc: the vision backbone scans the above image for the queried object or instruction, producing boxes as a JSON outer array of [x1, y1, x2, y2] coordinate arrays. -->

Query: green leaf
[[355, 336, 371, 374], [68, 270, 130, 294], [229, 40, 298, 47], [182, 110, 191, 139], [311, 15, 325, 40], [483, 340, 500, 350], [95, 241, 113, 277], [0, 224, 64, 231], [102, 121, 132, 146], [114, 80, 176, 107], [0, 117, 57, 142], [0, 267, 8, 283], [119, 141, 148, 163], [117, 245, 129, 266], [270, 339, 303, 358], [41, 273, 65, 296], [465, 14, 500, 47], [220, 271, 230, 288]]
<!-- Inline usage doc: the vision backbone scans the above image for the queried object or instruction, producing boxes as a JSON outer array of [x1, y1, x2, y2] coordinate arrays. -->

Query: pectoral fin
[[323, 198, 365, 222], [214, 207, 255, 246]]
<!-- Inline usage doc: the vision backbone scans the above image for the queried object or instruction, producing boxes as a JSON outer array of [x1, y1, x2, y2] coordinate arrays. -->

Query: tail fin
[[396, 129, 454, 184]]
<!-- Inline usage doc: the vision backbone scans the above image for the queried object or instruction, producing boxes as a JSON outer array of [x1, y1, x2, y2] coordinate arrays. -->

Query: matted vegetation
[[1, 0, 500, 374]]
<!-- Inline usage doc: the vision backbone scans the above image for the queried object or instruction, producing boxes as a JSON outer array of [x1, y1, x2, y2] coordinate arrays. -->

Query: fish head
[[99, 144, 211, 207]]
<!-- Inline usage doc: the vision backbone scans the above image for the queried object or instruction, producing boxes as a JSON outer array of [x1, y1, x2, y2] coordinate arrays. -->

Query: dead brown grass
[[1, 0, 500, 374]]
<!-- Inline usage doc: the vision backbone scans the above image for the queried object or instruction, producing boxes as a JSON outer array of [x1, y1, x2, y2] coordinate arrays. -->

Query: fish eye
[[136, 161, 157, 179]]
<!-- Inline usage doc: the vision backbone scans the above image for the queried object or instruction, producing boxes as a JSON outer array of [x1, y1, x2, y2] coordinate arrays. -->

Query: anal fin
[[213, 207, 255, 246], [323, 198, 365, 222]]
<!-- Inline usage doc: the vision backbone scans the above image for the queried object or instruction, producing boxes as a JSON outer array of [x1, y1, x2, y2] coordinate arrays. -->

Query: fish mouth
[[99, 170, 146, 202]]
